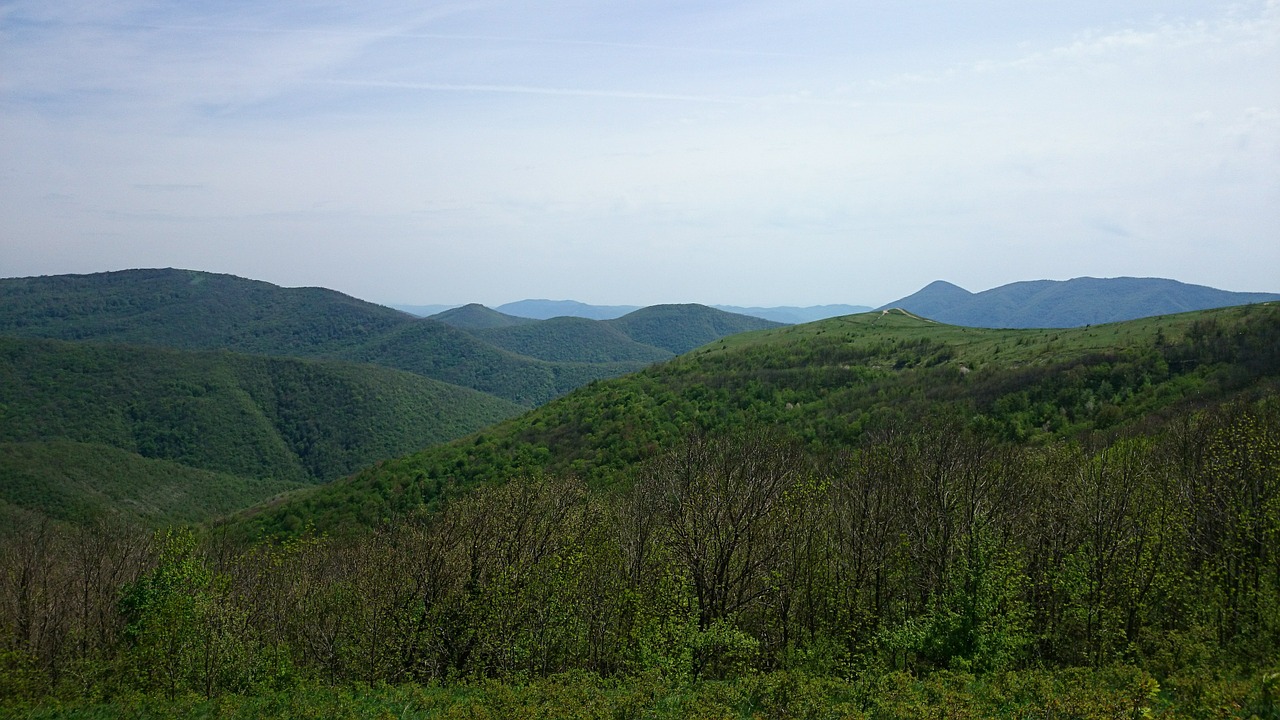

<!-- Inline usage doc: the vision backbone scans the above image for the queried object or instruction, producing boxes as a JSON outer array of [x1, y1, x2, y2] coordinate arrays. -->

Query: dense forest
[[0, 269, 777, 407], [1, 302, 1277, 717], [1, 399, 1277, 716], [238, 304, 1280, 537], [0, 336, 523, 527]]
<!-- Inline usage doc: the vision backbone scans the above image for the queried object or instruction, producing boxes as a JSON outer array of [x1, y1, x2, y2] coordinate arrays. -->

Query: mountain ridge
[[880, 276, 1280, 328], [0, 269, 769, 407], [231, 302, 1280, 538]]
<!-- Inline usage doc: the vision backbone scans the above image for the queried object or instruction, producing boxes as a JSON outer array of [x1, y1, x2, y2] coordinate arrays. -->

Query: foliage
[[0, 335, 522, 524], [0, 269, 776, 406], [0, 441, 304, 528], [241, 305, 1280, 537], [3, 399, 1277, 711], [1, 287, 1277, 715]]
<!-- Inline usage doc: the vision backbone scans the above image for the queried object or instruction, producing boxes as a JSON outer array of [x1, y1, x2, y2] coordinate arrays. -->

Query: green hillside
[[237, 304, 1280, 536], [604, 303, 783, 354], [0, 270, 773, 407], [337, 319, 651, 406], [471, 316, 675, 363], [7, 304, 1275, 715], [0, 268, 409, 353], [429, 303, 535, 329], [0, 336, 522, 511], [0, 441, 306, 527]]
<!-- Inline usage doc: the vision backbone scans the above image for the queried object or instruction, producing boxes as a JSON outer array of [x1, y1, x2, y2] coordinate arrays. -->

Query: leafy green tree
[[120, 527, 249, 698]]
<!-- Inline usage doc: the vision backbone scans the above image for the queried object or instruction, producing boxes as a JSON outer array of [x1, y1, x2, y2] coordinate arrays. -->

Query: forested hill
[[0, 336, 522, 523], [438, 303, 781, 363], [0, 269, 777, 406], [0, 268, 410, 353], [881, 276, 1280, 328], [234, 303, 1280, 537], [4, 304, 1279, 711], [604, 303, 781, 354], [429, 303, 535, 329]]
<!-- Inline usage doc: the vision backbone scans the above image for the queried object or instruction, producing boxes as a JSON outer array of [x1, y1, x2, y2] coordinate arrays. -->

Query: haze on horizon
[[2, 1, 1277, 309]]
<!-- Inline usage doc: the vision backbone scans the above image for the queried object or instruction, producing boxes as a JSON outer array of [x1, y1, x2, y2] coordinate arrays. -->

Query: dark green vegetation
[[0, 269, 776, 406], [883, 276, 1280, 328], [3, 400, 1277, 717], [0, 336, 520, 524], [0, 442, 305, 528], [0, 270, 775, 527], [469, 317, 674, 363], [2, 300, 1276, 717], [246, 304, 1280, 535], [459, 305, 780, 363], [606, 303, 782, 355], [428, 303, 535, 329]]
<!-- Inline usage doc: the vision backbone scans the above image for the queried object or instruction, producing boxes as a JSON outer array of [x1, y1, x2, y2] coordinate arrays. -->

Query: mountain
[[881, 277, 1280, 328], [0, 270, 663, 406], [469, 316, 675, 364], [604, 304, 782, 355], [334, 318, 653, 406], [497, 299, 641, 320], [713, 304, 873, 323], [437, 303, 782, 365], [0, 268, 411, 354], [234, 303, 1280, 537], [429, 303, 536, 329], [0, 335, 522, 524], [491, 299, 873, 324]]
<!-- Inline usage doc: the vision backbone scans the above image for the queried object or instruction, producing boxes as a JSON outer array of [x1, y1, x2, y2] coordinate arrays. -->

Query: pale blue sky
[[2, 1, 1277, 306]]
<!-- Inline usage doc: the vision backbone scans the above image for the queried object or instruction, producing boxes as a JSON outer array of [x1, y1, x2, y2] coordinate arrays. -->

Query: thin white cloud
[[317, 79, 752, 104], [1, 1, 1276, 305]]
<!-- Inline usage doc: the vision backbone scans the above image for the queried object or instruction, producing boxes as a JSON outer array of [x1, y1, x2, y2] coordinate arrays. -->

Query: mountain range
[[394, 299, 874, 324], [0, 269, 777, 407], [0, 269, 777, 523], [235, 301, 1280, 538], [879, 276, 1280, 328], [3, 268, 1278, 711], [393, 277, 1278, 328], [3, 267, 1278, 531]]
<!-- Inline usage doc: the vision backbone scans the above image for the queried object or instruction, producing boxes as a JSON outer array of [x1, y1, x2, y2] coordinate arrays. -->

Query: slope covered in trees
[[604, 303, 782, 354], [0, 442, 306, 528], [0, 269, 777, 406], [469, 316, 675, 363], [1, 304, 1278, 715], [427, 303, 535, 329], [0, 268, 409, 353], [0, 336, 522, 523], [241, 304, 1280, 536], [3, 393, 1276, 716]]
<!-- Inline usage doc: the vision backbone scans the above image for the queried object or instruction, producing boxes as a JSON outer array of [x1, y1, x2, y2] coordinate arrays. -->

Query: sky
[[2, 1, 1278, 308]]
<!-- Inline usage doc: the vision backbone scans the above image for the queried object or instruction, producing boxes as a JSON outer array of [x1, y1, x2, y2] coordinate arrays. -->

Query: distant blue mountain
[[880, 277, 1280, 328]]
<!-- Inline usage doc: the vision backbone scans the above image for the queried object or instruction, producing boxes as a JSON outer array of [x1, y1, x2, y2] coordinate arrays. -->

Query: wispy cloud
[[2, 1, 1277, 305]]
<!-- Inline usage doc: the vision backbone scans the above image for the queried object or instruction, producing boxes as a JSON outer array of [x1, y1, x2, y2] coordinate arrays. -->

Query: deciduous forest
[[1, 290, 1277, 717]]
